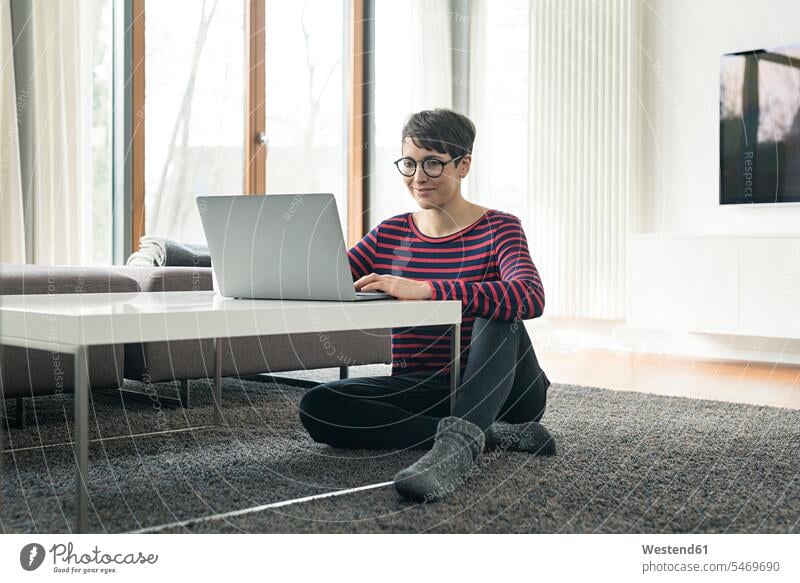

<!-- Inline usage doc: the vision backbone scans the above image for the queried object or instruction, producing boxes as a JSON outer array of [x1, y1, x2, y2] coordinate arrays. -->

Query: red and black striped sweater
[[347, 209, 545, 377]]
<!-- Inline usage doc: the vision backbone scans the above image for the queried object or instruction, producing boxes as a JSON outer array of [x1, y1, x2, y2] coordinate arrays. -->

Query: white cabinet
[[628, 235, 800, 339], [738, 238, 800, 338]]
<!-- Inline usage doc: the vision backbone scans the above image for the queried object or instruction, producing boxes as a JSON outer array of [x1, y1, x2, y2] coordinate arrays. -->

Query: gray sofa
[[1, 263, 391, 427]]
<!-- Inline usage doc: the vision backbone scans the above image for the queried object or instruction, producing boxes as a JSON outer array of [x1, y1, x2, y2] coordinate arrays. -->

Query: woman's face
[[400, 137, 471, 210]]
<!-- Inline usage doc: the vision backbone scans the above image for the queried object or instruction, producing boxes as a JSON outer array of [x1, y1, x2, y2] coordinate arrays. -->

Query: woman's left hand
[[354, 273, 432, 300]]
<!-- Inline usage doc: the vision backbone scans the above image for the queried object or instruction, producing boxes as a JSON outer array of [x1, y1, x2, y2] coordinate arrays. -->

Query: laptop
[[196, 193, 393, 301]]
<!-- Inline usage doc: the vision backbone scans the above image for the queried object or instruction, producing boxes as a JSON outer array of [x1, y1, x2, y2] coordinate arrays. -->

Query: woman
[[298, 108, 555, 503]]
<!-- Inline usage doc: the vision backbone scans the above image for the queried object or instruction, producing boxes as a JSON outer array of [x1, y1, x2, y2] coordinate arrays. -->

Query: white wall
[[638, 0, 800, 235], [533, 1, 800, 363]]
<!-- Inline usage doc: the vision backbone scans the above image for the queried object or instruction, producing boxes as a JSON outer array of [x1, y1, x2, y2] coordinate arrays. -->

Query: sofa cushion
[[106, 266, 212, 292], [124, 330, 392, 383], [0, 263, 140, 295], [0, 345, 124, 398]]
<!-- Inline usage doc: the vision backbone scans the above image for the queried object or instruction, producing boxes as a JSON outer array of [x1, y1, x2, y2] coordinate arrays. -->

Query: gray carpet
[[2, 365, 798, 534]]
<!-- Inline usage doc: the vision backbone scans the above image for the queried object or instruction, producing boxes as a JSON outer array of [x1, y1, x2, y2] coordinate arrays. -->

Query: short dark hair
[[401, 108, 476, 166]]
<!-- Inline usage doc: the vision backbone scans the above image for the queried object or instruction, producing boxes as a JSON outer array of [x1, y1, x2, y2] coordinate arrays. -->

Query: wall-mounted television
[[720, 42, 800, 204]]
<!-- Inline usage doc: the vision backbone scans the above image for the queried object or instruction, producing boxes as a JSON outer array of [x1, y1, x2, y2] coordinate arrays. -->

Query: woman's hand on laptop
[[354, 273, 432, 300]]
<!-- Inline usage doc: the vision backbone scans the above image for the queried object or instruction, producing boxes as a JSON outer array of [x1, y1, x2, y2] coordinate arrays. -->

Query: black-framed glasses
[[393, 155, 464, 178]]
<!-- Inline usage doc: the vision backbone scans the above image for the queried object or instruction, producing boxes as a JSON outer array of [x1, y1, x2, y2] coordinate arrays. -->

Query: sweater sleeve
[[427, 215, 545, 321], [346, 223, 380, 281]]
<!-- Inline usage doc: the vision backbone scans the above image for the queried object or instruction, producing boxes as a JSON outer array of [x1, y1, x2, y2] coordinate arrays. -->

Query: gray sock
[[393, 416, 485, 503], [485, 420, 556, 455]]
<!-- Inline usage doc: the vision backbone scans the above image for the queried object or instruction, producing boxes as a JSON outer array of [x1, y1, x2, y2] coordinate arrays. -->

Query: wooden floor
[[538, 348, 800, 410]]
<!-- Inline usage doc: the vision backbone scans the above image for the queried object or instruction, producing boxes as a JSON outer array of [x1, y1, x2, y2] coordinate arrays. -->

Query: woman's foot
[[393, 416, 485, 502], [484, 420, 556, 455]]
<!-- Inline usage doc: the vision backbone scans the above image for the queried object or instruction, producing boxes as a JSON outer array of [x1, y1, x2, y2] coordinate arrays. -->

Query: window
[[127, 0, 526, 254], [144, 0, 245, 244], [66, 0, 535, 261], [263, 0, 347, 232], [85, 0, 113, 264], [140, 0, 347, 243]]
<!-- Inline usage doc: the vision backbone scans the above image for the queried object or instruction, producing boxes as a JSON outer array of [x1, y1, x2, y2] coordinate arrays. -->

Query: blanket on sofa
[[126, 236, 211, 267]]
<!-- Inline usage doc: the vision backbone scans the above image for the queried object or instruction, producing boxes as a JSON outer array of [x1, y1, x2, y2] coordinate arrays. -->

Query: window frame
[[244, 0, 266, 195], [125, 0, 370, 254]]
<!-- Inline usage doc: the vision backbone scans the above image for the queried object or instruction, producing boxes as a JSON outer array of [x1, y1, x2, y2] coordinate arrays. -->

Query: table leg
[[212, 338, 223, 425], [449, 323, 461, 414], [74, 345, 89, 533], [0, 389, 5, 520], [14, 397, 25, 429], [179, 379, 191, 409]]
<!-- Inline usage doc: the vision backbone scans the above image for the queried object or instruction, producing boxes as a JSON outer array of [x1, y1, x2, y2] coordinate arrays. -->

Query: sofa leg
[[179, 379, 191, 409], [339, 366, 349, 380], [13, 397, 24, 429]]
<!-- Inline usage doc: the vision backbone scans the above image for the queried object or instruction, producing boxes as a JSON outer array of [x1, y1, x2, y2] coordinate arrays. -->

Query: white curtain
[[0, 0, 25, 263], [28, 0, 85, 265], [369, 0, 453, 227], [466, 0, 531, 220], [1, 0, 85, 266]]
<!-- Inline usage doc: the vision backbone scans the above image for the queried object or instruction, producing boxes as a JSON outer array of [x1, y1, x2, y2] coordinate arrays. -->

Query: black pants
[[298, 318, 551, 450]]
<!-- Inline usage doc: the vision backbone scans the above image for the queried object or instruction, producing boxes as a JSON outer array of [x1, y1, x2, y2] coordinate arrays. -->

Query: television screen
[[720, 43, 800, 204]]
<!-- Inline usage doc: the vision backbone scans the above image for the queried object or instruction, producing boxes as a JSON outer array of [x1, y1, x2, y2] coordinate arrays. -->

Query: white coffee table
[[0, 290, 462, 532]]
